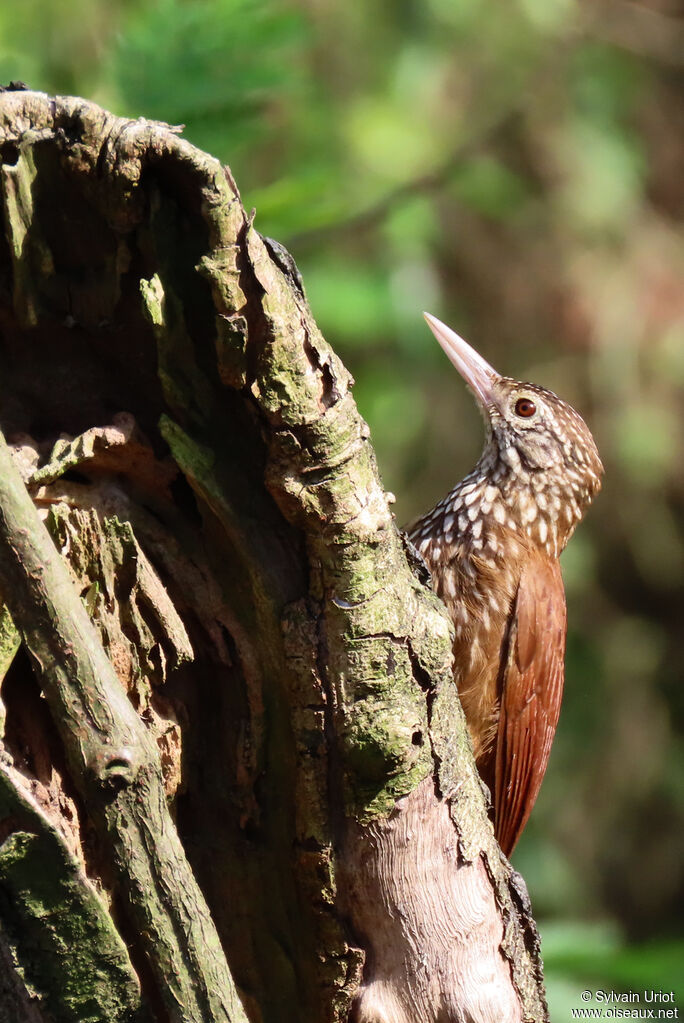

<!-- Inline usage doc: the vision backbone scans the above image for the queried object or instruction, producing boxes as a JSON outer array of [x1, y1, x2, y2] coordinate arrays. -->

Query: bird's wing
[[494, 551, 567, 857]]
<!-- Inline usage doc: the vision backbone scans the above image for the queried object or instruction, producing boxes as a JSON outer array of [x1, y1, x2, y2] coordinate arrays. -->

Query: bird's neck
[[449, 450, 586, 559]]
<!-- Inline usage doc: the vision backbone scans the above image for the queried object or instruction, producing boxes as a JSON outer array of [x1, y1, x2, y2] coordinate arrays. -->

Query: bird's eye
[[514, 397, 537, 418]]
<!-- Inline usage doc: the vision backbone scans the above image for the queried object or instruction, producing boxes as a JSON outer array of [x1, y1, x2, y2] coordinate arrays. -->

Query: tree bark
[[0, 88, 548, 1023]]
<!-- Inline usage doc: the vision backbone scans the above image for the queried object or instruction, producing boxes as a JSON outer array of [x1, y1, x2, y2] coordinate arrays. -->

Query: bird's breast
[[415, 522, 533, 761]]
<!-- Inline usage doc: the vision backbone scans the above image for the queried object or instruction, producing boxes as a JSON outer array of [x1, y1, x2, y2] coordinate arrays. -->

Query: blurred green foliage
[[2, 0, 683, 1013]]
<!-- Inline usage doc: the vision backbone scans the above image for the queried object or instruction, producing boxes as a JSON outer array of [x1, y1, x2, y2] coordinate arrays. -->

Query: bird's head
[[423, 312, 603, 552]]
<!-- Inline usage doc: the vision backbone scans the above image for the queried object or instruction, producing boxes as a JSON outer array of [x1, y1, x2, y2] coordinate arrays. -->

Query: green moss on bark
[[0, 769, 149, 1023]]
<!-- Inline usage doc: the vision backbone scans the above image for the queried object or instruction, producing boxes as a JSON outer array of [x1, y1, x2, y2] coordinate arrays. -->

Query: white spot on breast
[[485, 535, 500, 555], [466, 636, 483, 668], [518, 490, 537, 524]]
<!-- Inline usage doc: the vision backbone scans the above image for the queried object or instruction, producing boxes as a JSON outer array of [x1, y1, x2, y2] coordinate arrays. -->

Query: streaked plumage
[[410, 314, 602, 855]]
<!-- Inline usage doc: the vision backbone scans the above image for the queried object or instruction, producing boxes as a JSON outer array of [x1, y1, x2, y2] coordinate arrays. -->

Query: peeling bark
[[0, 89, 548, 1023]]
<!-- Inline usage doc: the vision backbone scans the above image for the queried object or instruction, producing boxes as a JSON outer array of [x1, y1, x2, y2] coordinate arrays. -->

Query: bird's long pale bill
[[423, 312, 500, 406]]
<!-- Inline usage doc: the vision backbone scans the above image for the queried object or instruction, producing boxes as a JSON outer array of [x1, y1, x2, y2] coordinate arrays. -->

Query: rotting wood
[[0, 428, 248, 1023]]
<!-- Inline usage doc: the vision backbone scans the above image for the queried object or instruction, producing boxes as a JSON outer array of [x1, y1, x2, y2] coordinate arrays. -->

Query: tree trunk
[[0, 87, 548, 1023]]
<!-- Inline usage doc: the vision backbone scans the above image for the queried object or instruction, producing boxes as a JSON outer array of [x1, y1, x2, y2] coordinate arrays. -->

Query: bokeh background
[[2, 0, 683, 1015]]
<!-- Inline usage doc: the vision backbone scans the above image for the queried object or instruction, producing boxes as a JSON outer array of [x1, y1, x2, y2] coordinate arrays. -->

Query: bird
[[409, 313, 603, 856]]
